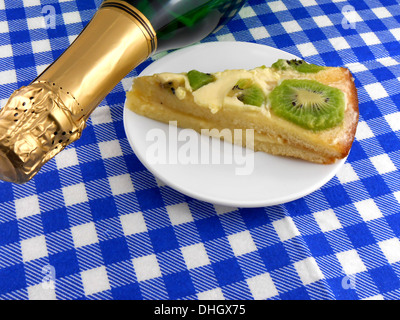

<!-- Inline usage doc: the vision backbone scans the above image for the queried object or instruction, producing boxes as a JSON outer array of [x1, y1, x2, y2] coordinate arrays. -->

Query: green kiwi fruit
[[187, 70, 215, 90], [269, 79, 345, 131], [271, 59, 326, 73], [231, 79, 265, 107]]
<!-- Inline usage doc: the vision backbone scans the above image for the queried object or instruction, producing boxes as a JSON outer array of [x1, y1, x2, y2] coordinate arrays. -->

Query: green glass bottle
[[127, 0, 247, 51]]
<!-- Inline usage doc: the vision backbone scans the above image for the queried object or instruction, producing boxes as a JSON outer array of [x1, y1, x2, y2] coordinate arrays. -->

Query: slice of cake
[[126, 59, 359, 164]]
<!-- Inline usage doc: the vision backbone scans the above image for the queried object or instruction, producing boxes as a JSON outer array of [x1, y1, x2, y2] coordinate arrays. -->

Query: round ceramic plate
[[123, 41, 346, 208]]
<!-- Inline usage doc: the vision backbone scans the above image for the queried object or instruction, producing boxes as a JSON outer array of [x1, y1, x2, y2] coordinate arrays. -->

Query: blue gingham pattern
[[0, 0, 400, 300]]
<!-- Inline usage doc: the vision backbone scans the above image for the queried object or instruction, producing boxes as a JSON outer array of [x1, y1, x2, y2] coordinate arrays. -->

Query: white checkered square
[[81, 266, 110, 296], [0, 70, 17, 85], [120, 211, 147, 235], [336, 250, 367, 275], [297, 42, 318, 57], [390, 28, 400, 41], [133, 254, 162, 281], [0, 21, 8, 33], [329, 37, 351, 51], [27, 17, 46, 30], [370, 154, 396, 174], [355, 121, 374, 140], [268, 1, 287, 12], [55, 148, 79, 169], [0, 44, 12, 58], [372, 7, 392, 19], [364, 83, 388, 100], [294, 257, 324, 285], [363, 294, 385, 300], [385, 112, 400, 132], [249, 27, 270, 40], [90, 105, 112, 125], [21, 235, 48, 262], [282, 20, 302, 33], [354, 199, 383, 222], [343, 9, 363, 24], [15, 195, 40, 219], [228, 231, 257, 256], [346, 62, 368, 73], [379, 238, 400, 264], [313, 209, 342, 232], [216, 33, 236, 42], [68, 34, 78, 44], [63, 12, 82, 24], [108, 174, 134, 196], [62, 183, 88, 206], [273, 217, 300, 242], [98, 140, 123, 159], [23, 0, 41, 7], [0, 99, 7, 109], [313, 15, 333, 28], [239, 6, 256, 19], [336, 163, 359, 184], [247, 273, 278, 299], [167, 203, 193, 225], [360, 32, 381, 45], [36, 64, 48, 76], [213, 204, 235, 215], [395, 191, 400, 205], [27, 281, 56, 300], [377, 57, 398, 67], [31, 39, 51, 54], [71, 222, 98, 248], [299, 0, 317, 6], [181, 243, 210, 269], [197, 288, 224, 300], [121, 77, 134, 92]]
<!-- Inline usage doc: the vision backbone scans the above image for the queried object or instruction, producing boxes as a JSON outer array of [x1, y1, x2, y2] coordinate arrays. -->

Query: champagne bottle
[[0, 0, 247, 184]]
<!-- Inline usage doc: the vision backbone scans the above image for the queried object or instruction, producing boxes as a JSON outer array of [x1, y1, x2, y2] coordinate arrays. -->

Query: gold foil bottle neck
[[0, 81, 84, 183], [0, 1, 157, 184]]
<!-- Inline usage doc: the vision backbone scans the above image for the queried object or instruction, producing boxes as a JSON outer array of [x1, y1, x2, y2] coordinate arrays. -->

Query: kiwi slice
[[271, 59, 325, 73], [269, 79, 345, 131], [187, 70, 215, 90], [232, 79, 265, 107]]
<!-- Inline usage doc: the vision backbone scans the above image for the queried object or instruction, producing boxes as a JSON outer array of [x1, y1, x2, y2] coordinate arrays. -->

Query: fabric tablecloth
[[0, 0, 400, 300]]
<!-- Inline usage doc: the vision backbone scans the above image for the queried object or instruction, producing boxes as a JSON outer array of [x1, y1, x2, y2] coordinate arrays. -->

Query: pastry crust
[[126, 63, 359, 164]]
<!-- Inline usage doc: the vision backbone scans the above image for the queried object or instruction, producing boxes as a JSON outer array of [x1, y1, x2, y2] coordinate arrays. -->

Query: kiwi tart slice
[[126, 58, 358, 164], [269, 79, 345, 131]]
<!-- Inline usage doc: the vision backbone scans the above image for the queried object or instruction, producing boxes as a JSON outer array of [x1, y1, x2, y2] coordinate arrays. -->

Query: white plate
[[123, 41, 346, 208]]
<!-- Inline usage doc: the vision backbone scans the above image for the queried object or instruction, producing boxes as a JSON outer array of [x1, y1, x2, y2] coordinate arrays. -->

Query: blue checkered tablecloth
[[0, 0, 400, 301]]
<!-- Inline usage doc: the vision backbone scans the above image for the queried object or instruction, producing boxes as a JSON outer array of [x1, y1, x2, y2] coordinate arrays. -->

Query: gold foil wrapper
[[0, 81, 84, 183], [0, 1, 157, 184]]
